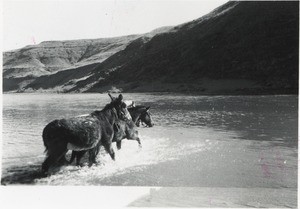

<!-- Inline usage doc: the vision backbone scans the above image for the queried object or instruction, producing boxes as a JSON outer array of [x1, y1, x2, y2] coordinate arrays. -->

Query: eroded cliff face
[[3, 1, 299, 94], [3, 35, 139, 79], [3, 26, 173, 92]]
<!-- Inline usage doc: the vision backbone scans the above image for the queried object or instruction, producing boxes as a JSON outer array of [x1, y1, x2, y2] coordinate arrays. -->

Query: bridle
[[111, 107, 119, 119], [112, 104, 131, 122]]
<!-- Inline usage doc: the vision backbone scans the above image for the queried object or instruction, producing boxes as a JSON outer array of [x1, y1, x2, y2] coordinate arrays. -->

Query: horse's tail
[[42, 126, 50, 155], [42, 120, 61, 156], [43, 145, 48, 154]]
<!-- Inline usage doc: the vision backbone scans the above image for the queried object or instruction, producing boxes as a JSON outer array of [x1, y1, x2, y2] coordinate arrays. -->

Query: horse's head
[[109, 93, 132, 121], [139, 106, 154, 127]]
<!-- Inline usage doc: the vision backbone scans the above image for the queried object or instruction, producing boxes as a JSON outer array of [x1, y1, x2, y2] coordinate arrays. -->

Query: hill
[[3, 1, 299, 94]]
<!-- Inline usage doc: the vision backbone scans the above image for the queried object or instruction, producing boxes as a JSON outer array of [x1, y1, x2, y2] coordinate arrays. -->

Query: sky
[[3, 0, 228, 51]]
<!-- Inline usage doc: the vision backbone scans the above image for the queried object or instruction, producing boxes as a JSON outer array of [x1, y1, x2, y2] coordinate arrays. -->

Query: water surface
[[1, 93, 297, 193]]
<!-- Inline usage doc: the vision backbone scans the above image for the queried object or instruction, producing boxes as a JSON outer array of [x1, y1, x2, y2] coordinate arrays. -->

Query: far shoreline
[[2, 90, 298, 96]]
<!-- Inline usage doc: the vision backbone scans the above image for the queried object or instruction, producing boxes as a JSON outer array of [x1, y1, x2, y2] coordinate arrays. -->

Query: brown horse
[[42, 94, 131, 173], [69, 119, 141, 166]]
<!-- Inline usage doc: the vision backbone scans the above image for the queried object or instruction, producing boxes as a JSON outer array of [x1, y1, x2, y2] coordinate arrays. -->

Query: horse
[[110, 94, 153, 127], [128, 106, 154, 127], [41, 94, 131, 173], [69, 119, 141, 166]]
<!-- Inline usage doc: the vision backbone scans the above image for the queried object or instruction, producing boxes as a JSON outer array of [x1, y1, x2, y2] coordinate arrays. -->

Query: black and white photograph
[[1, 0, 298, 207]]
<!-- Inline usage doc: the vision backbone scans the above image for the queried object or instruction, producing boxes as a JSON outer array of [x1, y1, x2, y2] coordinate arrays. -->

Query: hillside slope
[[3, 36, 140, 78], [4, 1, 299, 94], [3, 35, 139, 91], [82, 1, 298, 94], [3, 27, 173, 92]]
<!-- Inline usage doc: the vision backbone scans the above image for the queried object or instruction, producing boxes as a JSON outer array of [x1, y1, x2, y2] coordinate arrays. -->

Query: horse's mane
[[102, 102, 116, 111], [91, 102, 117, 119]]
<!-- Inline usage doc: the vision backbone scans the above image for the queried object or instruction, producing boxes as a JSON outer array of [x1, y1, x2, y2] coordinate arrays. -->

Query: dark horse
[[69, 119, 141, 166], [128, 106, 154, 127], [42, 94, 131, 173]]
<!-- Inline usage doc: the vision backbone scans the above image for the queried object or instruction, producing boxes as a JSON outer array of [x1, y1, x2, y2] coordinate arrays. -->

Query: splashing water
[[35, 126, 215, 185]]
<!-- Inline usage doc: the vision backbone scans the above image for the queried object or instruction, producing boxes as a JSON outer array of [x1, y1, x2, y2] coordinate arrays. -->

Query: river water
[[1, 93, 298, 206]]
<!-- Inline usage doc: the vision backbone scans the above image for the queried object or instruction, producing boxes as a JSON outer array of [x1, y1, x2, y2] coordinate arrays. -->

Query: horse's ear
[[145, 106, 150, 112], [108, 93, 115, 101], [117, 94, 123, 102], [121, 102, 127, 108]]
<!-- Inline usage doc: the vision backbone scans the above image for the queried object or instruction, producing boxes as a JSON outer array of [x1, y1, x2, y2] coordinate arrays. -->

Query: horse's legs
[[127, 137, 142, 148], [87, 141, 103, 166], [42, 155, 55, 173], [88, 148, 97, 166], [136, 119, 141, 127], [70, 151, 85, 165], [58, 152, 68, 166], [136, 137, 142, 148], [116, 141, 122, 150], [94, 144, 101, 156], [69, 151, 76, 164], [75, 151, 86, 166], [103, 142, 115, 161], [42, 141, 68, 173], [42, 150, 67, 173]]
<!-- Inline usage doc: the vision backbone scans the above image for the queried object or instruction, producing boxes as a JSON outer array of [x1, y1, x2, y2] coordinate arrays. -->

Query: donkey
[[69, 119, 141, 166], [41, 94, 131, 173], [128, 106, 154, 127]]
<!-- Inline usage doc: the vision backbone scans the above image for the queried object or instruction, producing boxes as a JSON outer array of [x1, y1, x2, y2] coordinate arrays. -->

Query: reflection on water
[[1, 93, 298, 186]]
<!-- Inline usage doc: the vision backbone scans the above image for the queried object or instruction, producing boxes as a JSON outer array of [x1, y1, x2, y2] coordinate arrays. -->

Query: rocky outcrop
[[3, 36, 139, 79]]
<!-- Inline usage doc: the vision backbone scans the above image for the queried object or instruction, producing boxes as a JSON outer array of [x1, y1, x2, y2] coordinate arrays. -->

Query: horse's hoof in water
[[41, 168, 47, 174], [138, 144, 142, 148], [40, 171, 49, 178], [41, 168, 49, 176], [88, 161, 99, 167], [76, 163, 85, 167], [95, 161, 102, 166]]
